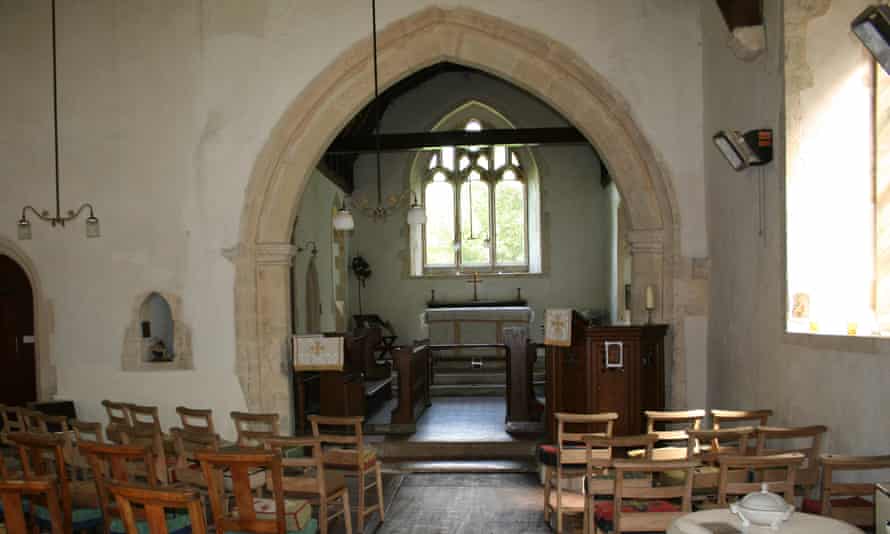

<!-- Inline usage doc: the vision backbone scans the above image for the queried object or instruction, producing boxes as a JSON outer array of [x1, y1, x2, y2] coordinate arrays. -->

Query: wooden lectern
[[545, 311, 668, 438]]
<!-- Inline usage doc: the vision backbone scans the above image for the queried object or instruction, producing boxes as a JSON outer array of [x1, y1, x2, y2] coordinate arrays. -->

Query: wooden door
[[0, 255, 36, 406]]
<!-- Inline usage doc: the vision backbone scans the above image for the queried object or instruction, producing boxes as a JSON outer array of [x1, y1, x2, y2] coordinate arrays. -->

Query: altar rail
[[391, 341, 433, 425]]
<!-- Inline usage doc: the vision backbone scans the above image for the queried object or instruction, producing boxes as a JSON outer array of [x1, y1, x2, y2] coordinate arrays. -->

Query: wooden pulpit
[[545, 311, 668, 438]]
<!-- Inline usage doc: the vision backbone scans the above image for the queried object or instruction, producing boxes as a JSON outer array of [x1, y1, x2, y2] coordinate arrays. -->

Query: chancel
[[4, 1, 889, 533]]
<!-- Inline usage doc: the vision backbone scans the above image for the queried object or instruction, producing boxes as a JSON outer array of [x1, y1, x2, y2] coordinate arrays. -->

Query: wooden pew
[[390, 341, 432, 425], [504, 326, 544, 430], [318, 331, 393, 419]]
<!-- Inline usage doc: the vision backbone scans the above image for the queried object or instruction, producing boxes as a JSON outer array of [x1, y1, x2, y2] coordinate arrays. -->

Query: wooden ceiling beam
[[325, 127, 587, 155], [316, 157, 354, 194]]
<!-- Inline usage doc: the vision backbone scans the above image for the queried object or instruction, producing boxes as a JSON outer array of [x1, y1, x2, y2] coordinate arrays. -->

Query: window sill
[[782, 331, 890, 354], [411, 271, 544, 280]]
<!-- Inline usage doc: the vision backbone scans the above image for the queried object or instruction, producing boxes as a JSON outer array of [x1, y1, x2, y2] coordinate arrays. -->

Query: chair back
[[175, 406, 215, 435], [102, 400, 133, 442], [755, 425, 827, 489], [8, 432, 73, 532], [717, 453, 804, 505], [126, 404, 163, 434], [68, 420, 105, 479], [711, 409, 772, 429], [264, 436, 327, 496], [171, 428, 221, 489], [197, 450, 287, 534], [686, 427, 755, 462], [0, 405, 26, 446], [818, 454, 890, 529], [583, 434, 659, 494], [644, 410, 706, 460], [109, 482, 207, 534], [0, 479, 64, 534], [231, 412, 280, 449], [554, 412, 618, 467], [308, 415, 365, 463], [610, 459, 699, 533], [79, 441, 158, 533]]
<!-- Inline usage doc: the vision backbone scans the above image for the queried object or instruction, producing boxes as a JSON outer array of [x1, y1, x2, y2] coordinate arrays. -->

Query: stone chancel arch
[[233, 7, 682, 429]]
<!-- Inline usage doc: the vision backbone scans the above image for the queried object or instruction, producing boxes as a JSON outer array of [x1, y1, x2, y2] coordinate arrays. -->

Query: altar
[[422, 306, 534, 359]]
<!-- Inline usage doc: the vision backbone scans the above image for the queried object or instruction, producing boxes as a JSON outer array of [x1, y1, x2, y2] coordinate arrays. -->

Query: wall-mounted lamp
[[712, 129, 773, 171], [852, 5, 890, 75], [332, 198, 355, 232]]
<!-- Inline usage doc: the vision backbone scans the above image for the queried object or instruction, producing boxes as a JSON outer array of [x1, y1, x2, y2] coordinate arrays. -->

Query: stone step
[[434, 372, 505, 385], [434, 359, 507, 371], [430, 384, 505, 396], [377, 439, 537, 461]]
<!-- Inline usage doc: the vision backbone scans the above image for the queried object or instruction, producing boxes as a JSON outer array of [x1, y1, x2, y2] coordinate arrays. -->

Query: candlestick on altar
[[645, 285, 656, 324]]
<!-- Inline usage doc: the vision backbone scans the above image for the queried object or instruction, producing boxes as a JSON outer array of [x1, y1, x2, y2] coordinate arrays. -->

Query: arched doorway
[[232, 7, 683, 430], [0, 255, 37, 406]]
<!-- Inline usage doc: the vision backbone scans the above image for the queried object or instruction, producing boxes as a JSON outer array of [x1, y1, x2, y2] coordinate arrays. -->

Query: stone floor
[[329, 473, 558, 534], [367, 396, 518, 442]]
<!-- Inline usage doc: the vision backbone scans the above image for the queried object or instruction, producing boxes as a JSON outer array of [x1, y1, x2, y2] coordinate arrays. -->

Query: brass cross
[[467, 271, 483, 301]]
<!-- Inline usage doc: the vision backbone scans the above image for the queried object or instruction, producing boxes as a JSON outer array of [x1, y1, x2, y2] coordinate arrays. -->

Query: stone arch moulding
[[233, 7, 683, 430], [0, 237, 56, 402]]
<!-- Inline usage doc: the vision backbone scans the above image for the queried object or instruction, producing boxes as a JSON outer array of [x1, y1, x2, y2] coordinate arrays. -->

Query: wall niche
[[122, 291, 193, 371]]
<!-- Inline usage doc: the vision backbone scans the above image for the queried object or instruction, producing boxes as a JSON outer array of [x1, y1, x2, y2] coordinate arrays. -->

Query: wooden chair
[[20, 409, 69, 435], [170, 427, 221, 491], [641, 410, 706, 460], [581, 434, 657, 534], [231, 412, 280, 449], [716, 453, 805, 506], [682, 428, 754, 494], [175, 407, 216, 435], [68, 420, 105, 480], [0, 405, 26, 447], [102, 400, 133, 443], [711, 409, 772, 430], [755, 425, 827, 494], [593, 459, 699, 533], [542, 412, 618, 533], [109, 482, 207, 534], [197, 450, 316, 534], [309, 415, 383, 534], [80, 441, 197, 534], [0, 478, 64, 534], [119, 404, 174, 484], [800, 454, 890, 530], [8, 432, 103, 533], [265, 436, 352, 534]]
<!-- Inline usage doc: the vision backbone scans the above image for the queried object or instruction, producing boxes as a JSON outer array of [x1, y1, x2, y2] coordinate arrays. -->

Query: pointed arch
[[232, 7, 682, 427]]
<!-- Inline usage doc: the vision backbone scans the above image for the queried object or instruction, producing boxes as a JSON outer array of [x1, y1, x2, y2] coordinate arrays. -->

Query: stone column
[[627, 230, 666, 324], [255, 242, 297, 433]]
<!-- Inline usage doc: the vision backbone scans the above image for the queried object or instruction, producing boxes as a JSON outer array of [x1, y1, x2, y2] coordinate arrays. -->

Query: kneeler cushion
[[35, 505, 102, 531], [110, 512, 192, 534], [594, 499, 680, 533], [802, 496, 872, 514]]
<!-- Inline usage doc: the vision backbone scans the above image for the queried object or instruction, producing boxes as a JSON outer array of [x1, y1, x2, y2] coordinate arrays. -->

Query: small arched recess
[[122, 291, 193, 371]]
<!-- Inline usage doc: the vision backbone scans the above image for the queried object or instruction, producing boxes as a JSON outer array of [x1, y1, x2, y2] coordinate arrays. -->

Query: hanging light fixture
[[17, 0, 100, 241], [333, 197, 355, 232], [350, 0, 425, 225]]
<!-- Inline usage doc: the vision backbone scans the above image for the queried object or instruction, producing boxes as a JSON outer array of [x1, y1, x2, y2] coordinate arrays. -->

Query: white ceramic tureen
[[729, 483, 794, 530]]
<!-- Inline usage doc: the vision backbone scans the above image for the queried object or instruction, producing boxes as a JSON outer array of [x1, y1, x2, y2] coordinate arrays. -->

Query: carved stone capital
[[627, 230, 664, 255], [256, 242, 297, 266]]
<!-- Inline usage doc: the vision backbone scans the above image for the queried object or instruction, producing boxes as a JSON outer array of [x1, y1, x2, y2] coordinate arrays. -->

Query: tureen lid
[[738, 483, 789, 512]]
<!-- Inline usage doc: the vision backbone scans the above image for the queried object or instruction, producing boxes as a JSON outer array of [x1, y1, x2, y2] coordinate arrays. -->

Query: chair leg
[[342, 490, 353, 534], [543, 466, 551, 521], [375, 463, 385, 523], [357, 469, 366, 533], [320, 498, 328, 534]]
